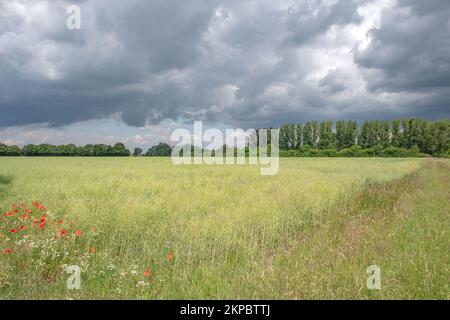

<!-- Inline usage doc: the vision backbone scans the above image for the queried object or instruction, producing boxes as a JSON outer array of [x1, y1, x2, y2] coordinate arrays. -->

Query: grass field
[[0, 157, 448, 299]]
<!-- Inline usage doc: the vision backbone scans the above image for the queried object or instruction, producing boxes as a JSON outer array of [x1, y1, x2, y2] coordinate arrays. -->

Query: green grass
[[0, 157, 448, 299]]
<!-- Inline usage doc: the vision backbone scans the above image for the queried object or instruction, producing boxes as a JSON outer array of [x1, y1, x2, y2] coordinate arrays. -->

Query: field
[[0, 157, 448, 299]]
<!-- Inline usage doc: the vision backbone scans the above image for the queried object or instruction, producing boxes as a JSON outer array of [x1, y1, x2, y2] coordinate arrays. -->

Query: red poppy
[[40, 215, 47, 223], [19, 225, 26, 231], [60, 229, 67, 237], [58, 219, 63, 225], [39, 221, 46, 229], [75, 230, 82, 237], [22, 214, 29, 219], [167, 252, 174, 262], [89, 246, 96, 254], [25, 209, 32, 213], [144, 269, 152, 277], [10, 229, 17, 233], [3, 212, 14, 217], [2, 248, 13, 254], [53, 235, 58, 241]]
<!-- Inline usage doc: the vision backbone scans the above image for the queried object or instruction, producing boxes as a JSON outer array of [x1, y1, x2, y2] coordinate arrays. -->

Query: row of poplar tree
[[278, 119, 449, 156]]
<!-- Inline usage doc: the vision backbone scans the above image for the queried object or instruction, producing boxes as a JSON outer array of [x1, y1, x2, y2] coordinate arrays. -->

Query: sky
[[0, 0, 449, 149]]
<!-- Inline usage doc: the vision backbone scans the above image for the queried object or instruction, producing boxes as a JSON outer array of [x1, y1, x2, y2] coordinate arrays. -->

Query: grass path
[[262, 159, 449, 299]]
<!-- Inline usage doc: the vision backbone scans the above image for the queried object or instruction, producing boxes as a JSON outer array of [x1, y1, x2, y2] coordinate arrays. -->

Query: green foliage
[[1, 143, 131, 157], [145, 143, 172, 157], [133, 148, 143, 157], [276, 118, 448, 157]]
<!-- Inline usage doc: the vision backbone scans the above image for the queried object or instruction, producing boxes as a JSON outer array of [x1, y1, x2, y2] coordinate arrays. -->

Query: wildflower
[[3, 212, 14, 217], [53, 235, 58, 241], [167, 252, 174, 262], [75, 230, 82, 237], [2, 248, 13, 254], [19, 225, 26, 231], [60, 229, 67, 237], [39, 222, 46, 229], [40, 215, 47, 223], [10, 229, 17, 233], [22, 214, 29, 219], [90, 246, 96, 254], [25, 209, 32, 214], [144, 269, 152, 277], [58, 219, 63, 225]]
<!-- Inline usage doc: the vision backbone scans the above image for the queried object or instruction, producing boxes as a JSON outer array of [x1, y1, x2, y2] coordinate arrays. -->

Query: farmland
[[0, 158, 448, 299]]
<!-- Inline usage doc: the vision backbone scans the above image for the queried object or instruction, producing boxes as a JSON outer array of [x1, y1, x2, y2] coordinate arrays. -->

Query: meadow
[[0, 157, 448, 299]]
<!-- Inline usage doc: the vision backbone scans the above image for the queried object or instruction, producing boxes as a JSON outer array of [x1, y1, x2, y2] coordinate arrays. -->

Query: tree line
[[0, 143, 131, 156], [0, 118, 448, 157], [278, 119, 449, 157]]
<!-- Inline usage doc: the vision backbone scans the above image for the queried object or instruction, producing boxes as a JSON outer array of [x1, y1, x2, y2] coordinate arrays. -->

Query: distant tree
[[112, 143, 130, 156], [133, 147, 143, 157], [335, 121, 346, 149], [318, 121, 334, 149], [391, 120, 401, 147], [378, 120, 390, 147], [295, 124, 303, 148], [401, 119, 412, 148], [344, 120, 358, 148], [0, 143, 21, 156], [303, 122, 314, 147], [311, 121, 319, 148], [145, 143, 172, 157]]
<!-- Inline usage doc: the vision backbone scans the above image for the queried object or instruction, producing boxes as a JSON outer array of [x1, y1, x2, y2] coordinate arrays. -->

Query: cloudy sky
[[1, 0, 449, 149]]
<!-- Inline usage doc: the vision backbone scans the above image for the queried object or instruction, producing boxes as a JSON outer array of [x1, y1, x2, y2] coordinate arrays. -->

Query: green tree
[[335, 121, 346, 149], [303, 122, 314, 147], [391, 120, 401, 147], [145, 143, 172, 157]]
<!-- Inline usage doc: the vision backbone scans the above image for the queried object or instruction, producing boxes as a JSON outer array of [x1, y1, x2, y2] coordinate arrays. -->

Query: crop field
[[0, 157, 448, 299]]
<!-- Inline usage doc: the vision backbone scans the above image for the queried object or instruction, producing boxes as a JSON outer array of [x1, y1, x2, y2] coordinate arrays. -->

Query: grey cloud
[[355, 0, 450, 94], [0, 0, 449, 133]]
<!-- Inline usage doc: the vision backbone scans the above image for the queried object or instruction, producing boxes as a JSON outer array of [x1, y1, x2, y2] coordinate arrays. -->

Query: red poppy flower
[[39, 222, 46, 229], [89, 246, 96, 254], [75, 230, 82, 237], [60, 229, 67, 237], [22, 214, 29, 219], [58, 219, 63, 225], [53, 235, 58, 241], [3, 212, 14, 217], [2, 248, 13, 254], [40, 215, 47, 223], [144, 269, 152, 277], [25, 209, 32, 214], [167, 252, 174, 262], [19, 225, 26, 231]]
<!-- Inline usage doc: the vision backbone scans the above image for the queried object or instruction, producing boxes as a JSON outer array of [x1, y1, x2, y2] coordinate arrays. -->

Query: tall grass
[[0, 157, 447, 299]]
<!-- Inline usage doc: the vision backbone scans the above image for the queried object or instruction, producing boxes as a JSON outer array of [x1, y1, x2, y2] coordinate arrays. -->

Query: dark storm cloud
[[0, 0, 449, 131], [354, 0, 450, 119]]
